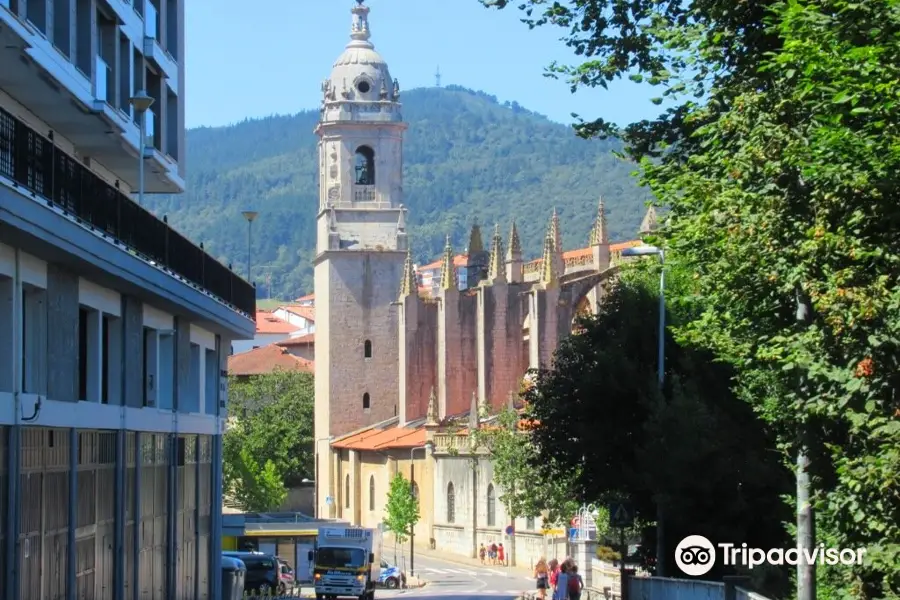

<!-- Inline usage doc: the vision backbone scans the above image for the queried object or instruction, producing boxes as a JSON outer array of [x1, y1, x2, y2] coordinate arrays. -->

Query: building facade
[[0, 1, 256, 599], [314, 0, 652, 569]]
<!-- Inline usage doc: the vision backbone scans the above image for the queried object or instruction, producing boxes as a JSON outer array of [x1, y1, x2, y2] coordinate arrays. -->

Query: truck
[[309, 527, 382, 600]]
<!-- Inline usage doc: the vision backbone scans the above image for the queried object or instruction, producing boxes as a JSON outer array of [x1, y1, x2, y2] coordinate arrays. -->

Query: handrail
[[0, 106, 256, 318]]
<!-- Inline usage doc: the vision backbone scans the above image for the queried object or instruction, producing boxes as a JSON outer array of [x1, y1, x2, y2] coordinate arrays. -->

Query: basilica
[[312, 0, 654, 567]]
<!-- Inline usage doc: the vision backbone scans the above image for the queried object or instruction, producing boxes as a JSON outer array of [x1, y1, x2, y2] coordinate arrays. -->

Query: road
[[378, 554, 533, 599]]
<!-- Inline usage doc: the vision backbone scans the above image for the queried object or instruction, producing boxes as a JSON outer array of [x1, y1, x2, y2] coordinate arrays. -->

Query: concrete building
[[0, 2, 256, 599], [314, 0, 652, 569]]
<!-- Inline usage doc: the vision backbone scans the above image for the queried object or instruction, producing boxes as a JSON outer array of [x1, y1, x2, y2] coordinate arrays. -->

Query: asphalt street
[[378, 554, 533, 599]]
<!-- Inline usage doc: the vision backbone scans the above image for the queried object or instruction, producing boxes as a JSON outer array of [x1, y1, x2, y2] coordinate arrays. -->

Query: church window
[[447, 483, 456, 523], [355, 146, 375, 185], [364, 339, 372, 358], [526, 516, 536, 530], [356, 80, 371, 94], [345, 475, 350, 509], [363, 392, 370, 410], [369, 475, 376, 511], [486, 483, 496, 527]]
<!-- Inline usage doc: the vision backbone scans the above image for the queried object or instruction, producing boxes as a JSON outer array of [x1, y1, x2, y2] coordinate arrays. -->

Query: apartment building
[[0, 2, 256, 600]]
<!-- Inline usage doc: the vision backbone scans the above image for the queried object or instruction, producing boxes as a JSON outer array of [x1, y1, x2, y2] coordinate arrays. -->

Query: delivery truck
[[310, 527, 382, 600]]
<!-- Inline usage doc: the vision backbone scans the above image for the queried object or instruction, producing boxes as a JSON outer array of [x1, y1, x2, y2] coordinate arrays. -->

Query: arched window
[[486, 483, 496, 527], [526, 516, 536, 531], [355, 146, 375, 185], [369, 475, 375, 511], [446, 483, 455, 523], [345, 474, 350, 509], [362, 393, 370, 410], [364, 340, 372, 358]]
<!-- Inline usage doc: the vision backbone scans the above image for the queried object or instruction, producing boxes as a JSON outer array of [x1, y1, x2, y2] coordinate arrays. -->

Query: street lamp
[[241, 211, 258, 282], [620, 244, 666, 575], [129, 91, 154, 207]]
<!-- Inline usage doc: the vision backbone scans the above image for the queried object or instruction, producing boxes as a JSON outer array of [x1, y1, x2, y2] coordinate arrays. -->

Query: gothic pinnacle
[[399, 248, 418, 298], [488, 223, 504, 281], [550, 207, 562, 253], [467, 221, 484, 255], [426, 386, 438, 425], [540, 228, 557, 285], [590, 196, 609, 246], [468, 391, 480, 429], [506, 220, 522, 260], [640, 205, 659, 235], [439, 235, 457, 290]]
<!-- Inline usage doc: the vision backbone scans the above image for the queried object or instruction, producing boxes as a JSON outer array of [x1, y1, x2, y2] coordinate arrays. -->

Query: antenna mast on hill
[[435, 66, 442, 88]]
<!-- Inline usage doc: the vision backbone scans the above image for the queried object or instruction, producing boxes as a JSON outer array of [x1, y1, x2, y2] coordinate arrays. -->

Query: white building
[[0, 2, 255, 599]]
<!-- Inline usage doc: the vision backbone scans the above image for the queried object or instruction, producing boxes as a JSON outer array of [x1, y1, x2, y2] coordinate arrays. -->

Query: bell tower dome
[[313, 0, 409, 519]]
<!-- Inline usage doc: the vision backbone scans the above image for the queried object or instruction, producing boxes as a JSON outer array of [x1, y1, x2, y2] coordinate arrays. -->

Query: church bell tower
[[314, 0, 409, 518]]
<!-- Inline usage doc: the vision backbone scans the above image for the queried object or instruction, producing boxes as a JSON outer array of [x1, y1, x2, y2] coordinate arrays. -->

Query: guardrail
[[0, 106, 256, 317]]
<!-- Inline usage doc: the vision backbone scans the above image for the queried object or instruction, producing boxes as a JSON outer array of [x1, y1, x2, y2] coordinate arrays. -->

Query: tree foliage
[[522, 265, 793, 589], [147, 87, 650, 299], [469, 406, 581, 527], [383, 473, 421, 545], [483, 0, 900, 596], [224, 370, 315, 511]]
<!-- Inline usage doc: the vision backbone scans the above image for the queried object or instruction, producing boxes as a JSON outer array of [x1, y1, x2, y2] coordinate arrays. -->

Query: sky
[[184, 0, 661, 130]]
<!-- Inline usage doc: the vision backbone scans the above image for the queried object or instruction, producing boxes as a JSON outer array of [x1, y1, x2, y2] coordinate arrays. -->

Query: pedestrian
[[490, 542, 498, 565], [568, 564, 583, 600], [548, 558, 560, 592], [498, 543, 505, 566], [479, 544, 486, 565], [554, 559, 571, 600], [534, 558, 550, 600]]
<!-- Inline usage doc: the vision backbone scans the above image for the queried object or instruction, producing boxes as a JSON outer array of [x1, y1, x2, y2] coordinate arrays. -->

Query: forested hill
[[145, 85, 651, 299]]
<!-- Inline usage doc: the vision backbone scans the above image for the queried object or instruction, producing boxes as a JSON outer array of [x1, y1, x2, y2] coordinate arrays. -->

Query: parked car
[[276, 557, 298, 594], [377, 560, 405, 589], [223, 551, 282, 594]]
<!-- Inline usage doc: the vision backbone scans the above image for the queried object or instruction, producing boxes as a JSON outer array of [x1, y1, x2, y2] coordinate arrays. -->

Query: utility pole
[[795, 288, 816, 600], [435, 66, 442, 88]]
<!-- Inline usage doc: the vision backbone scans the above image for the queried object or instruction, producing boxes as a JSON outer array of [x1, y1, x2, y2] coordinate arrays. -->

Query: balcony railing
[[0, 106, 256, 318]]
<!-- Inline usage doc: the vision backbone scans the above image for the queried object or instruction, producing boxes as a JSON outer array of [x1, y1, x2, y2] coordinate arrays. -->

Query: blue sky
[[184, 0, 661, 130]]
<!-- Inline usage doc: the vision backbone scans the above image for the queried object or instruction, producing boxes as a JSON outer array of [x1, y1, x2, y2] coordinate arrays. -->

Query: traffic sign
[[609, 502, 634, 528], [505, 525, 515, 536]]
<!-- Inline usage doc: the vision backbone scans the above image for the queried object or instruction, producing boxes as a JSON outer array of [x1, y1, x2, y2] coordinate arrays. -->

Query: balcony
[[0, 106, 256, 317]]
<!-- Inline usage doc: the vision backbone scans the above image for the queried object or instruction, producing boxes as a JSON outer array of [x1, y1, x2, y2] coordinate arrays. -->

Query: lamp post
[[129, 91, 154, 207], [241, 211, 258, 282], [620, 244, 666, 575], [409, 444, 429, 580]]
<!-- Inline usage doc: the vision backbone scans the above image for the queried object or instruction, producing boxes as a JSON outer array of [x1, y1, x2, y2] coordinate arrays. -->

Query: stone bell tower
[[313, 0, 409, 517]]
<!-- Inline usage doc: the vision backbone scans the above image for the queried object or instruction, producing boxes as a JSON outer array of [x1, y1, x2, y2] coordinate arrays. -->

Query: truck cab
[[310, 527, 381, 600]]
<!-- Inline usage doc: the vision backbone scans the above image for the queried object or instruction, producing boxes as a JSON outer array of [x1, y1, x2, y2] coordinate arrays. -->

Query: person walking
[[568, 564, 583, 600], [479, 544, 486, 565], [490, 542, 498, 565], [534, 558, 550, 600], [554, 559, 572, 600], [498, 543, 506, 566]]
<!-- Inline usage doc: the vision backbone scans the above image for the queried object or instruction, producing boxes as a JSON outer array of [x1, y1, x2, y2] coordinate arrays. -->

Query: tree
[[469, 405, 582, 528], [481, 0, 900, 595], [522, 265, 792, 590], [383, 473, 420, 564], [224, 370, 315, 511]]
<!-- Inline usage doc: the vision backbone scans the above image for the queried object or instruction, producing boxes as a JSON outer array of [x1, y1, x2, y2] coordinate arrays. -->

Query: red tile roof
[[295, 293, 315, 303], [332, 425, 427, 451], [419, 254, 468, 271], [277, 333, 315, 347], [525, 240, 643, 266], [228, 344, 314, 376], [278, 305, 316, 322], [255, 311, 301, 334]]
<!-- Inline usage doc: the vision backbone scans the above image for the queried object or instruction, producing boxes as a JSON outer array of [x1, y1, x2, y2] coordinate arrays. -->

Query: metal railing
[[0, 107, 256, 317]]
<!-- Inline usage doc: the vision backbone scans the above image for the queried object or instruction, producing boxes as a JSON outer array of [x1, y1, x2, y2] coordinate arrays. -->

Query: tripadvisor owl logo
[[675, 535, 716, 576]]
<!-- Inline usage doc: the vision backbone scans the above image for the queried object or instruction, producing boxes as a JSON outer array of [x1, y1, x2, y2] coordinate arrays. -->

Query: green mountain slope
[[146, 86, 651, 299]]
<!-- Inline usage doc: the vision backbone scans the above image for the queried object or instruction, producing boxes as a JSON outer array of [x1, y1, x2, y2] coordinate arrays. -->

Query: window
[[345, 475, 350, 509], [354, 146, 375, 185], [364, 339, 372, 358], [0, 277, 12, 392], [143, 327, 157, 406], [204, 348, 218, 414], [526, 516, 536, 531], [186, 342, 201, 413], [447, 483, 455, 523], [362, 392, 370, 410], [368, 475, 375, 511], [102, 314, 122, 405], [157, 331, 174, 409], [486, 483, 496, 527]]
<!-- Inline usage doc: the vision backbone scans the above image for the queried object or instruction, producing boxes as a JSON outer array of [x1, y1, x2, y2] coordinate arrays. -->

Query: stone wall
[[480, 282, 530, 412], [399, 297, 438, 424]]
